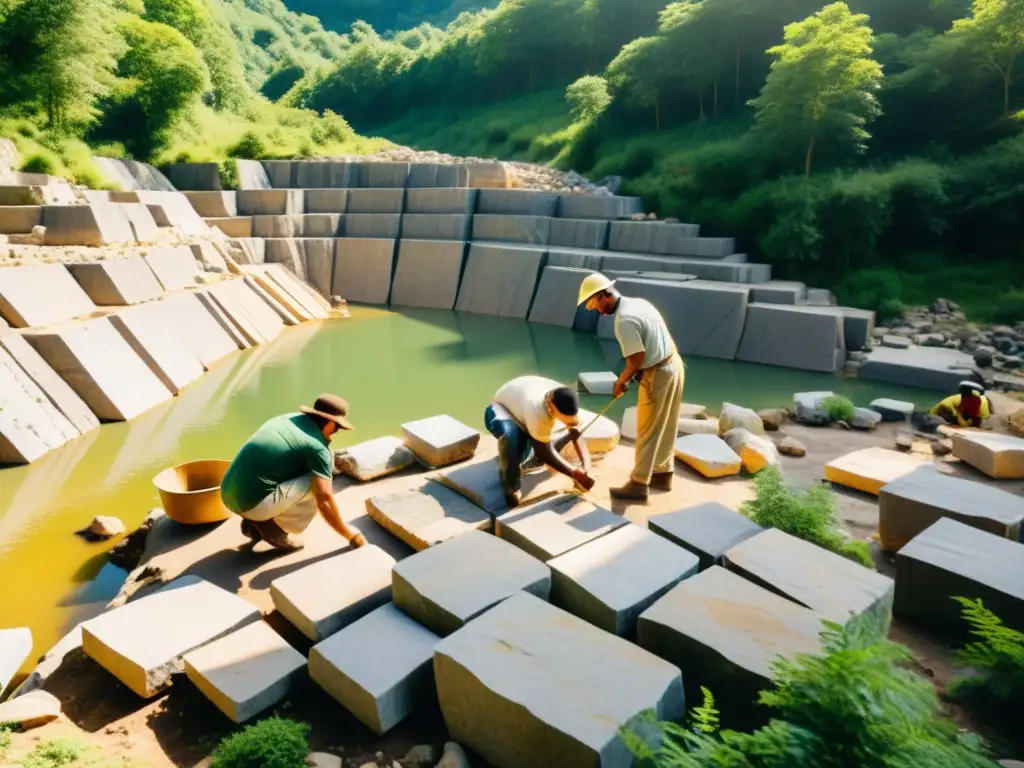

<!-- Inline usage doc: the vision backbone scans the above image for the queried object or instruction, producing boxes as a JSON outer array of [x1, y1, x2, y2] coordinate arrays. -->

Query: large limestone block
[[292, 161, 356, 189], [108, 301, 205, 393], [331, 238, 395, 305], [366, 483, 493, 552], [894, 518, 1024, 636], [578, 371, 617, 395], [407, 163, 466, 188], [477, 189, 559, 216], [0, 205, 41, 233], [335, 435, 415, 482], [0, 331, 99, 434], [858, 345, 973, 392], [405, 188, 477, 213], [309, 603, 439, 735], [824, 446, 931, 496], [750, 280, 806, 305], [722, 428, 780, 473], [0, 345, 78, 462], [201, 279, 284, 346], [464, 161, 515, 189], [110, 190, 209, 236], [235, 159, 272, 190], [24, 317, 173, 421], [242, 272, 307, 324], [251, 214, 303, 238], [548, 218, 609, 249], [495, 494, 629, 561], [879, 467, 1024, 552], [259, 160, 294, 188], [718, 403, 764, 435], [869, 397, 915, 422], [0, 263, 97, 328], [184, 191, 237, 218], [649, 501, 764, 570], [393, 530, 551, 636], [303, 189, 349, 213], [434, 456, 571, 516], [82, 575, 260, 698], [295, 238, 335, 297], [455, 243, 545, 318], [263, 238, 305, 279], [401, 414, 480, 469], [472, 214, 551, 245], [271, 546, 396, 641], [607, 221, 702, 254], [724, 528, 895, 640], [793, 390, 833, 425], [343, 213, 402, 239], [206, 216, 252, 238], [434, 591, 685, 768], [637, 566, 823, 727], [400, 213, 471, 240], [41, 204, 135, 246], [951, 431, 1024, 479], [183, 621, 304, 723], [118, 203, 161, 242], [158, 292, 239, 367], [0, 628, 32, 694], [548, 524, 699, 637], [67, 259, 164, 306], [347, 188, 405, 214], [235, 189, 303, 216], [736, 303, 846, 373], [144, 246, 200, 291], [390, 239, 466, 310], [263, 262, 331, 315], [552, 407, 620, 455], [674, 434, 742, 478], [527, 266, 593, 328], [557, 194, 643, 220], [162, 162, 222, 191], [358, 162, 410, 188]]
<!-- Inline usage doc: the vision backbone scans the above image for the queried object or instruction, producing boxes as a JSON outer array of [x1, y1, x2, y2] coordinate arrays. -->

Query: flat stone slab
[[882, 334, 912, 349], [434, 591, 684, 768], [548, 524, 699, 637], [0, 263, 98, 328], [108, 302, 205, 393], [0, 690, 60, 729], [271, 546, 396, 642], [119, 203, 161, 242], [366, 483, 493, 552], [144, 246, 200, 291], [401, 414, 480, 469], [0, 205, 41, 234], [309, 603, 439, 735], [674, 434, 742, 478], [24, 317, 173, 421], [41, 204, 135, 246], [0, 627, 32, 694], [392, 530, 551, 636], [390, 239, 466, 310], [724, 528, 895, 640], [82, 575, 260, 698], [496, 494, 629, 561], [869, 398, 915, 421], [67, 260, 164, 306], [158, 292, 240, 368], [879, 467, 1024, 552], [0, 344, 79, 463], [335, 436, 415, 482], [951, 431, 1024, 479], [824, 446, 931, 496], [434, 456, 568, 516], [200, 279, 285, 347], [551, 407, 620, 455], [895, 518, 1024, 636], [649, 502, 764, 570], [183, 191, 237, 218], [347, 188, 405, 214], [859, 345, 973, 392], [183, 621, 305, 723], [400, 213, 471, 240], [236, 189, 303, 216], [577, 371, 616, 395], [404, 188, 477, 214], [527, 266, 593, 328], [736, 303, 845, 373], [637, 566, 823, 727], [331, 238, 395, 305], [455, 243, 545, 319]]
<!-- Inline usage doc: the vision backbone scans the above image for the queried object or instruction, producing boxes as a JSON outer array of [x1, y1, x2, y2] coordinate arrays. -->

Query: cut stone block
[[359, 162, 410, 188], [722, 428, 780, 473], [366, 483, 493, 552], [207, 217, 253, 237], [393, 530, 551, 636], [304, 189, 349, 214], [271, 546, 396, 641], [869, 398, 915, 421], [183, 621, 304, 723], [293, 238, 335, 297], [235, 189, 303, 216], [67, 259, 164, 306], [548, 218, 609, 249], [400, 214, 471, 240], [162, 162, 222, 191], [527, 266, 593, 328], [81, 575, 260, 698], [347, 188, 405, 214], [144, 246, 200, 291], [24, 317, 173, 421], [401, 414, 481, 469], [678, 417, 720, 435], [434, 591, 684, 768], [158, 291, 240, 367], [0, 185, 46, 205], [0, 263, 98, 328], [226, 237, 266, 264], [291, 161, 356, 189], [495, 495, 629, 562], [879, 467, 1024, 552], [859, 345, 973, 392], [263, 238, 305, 279], [0, 628, 32, 694], [404, 188, 477, 214], [476, 189, 559, 216], [852, 407, 883, 430], [433, 456, 515, 515], [548, 524, 698, 637], [261, 263, 330, 317], [674, 434, 742, 478], [724, 528, 895, 640], [309, 603, 439, 735], [750, 280, 806, 305], [185, 191, 237, 218], [464, 161, 515, 189], [472, 214, 551, 245], [0, 205, 41, 233], [335, 436, 416, 482], [344, 213, 402, 239], [0, 345, 78, 463], [455, 243, 545, 319], [824, 447, 931, 496], [637, 566, 823, 727], [0, 690, 60, 729], [235, 159, 272, 190], [557, 194, 643, 220], [390, 239, 466, 310], [110, 190, 209, 236], [201, 279, 285, 346], [331, 238, 395, 305], [607, 221, 702, 255], [407, 163, 466, 188], [242, 270, 308, 323], [260, 160, 292, 188], [118, 203, 161, 242], [649, 502, 764, 570], [41, 204, 135, 246], [251, 214, 302, 238], [577, 371, 616, 395], [894, 518, 1024, 636], [951, 431, 1024, 479], [108, 302, 205, 393], [736, 303, 846, 373]]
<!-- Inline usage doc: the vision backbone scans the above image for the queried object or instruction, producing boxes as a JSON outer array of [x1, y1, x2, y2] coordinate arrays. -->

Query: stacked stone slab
[[0, 343, 79, 463], [736, 303, 847, 373], [390, 240, 467, 310], [649, 502, 764, 570], [41, 204, 136, 246], [0, 263, 98, 328], [527, 266, 594, 328], [455, 243, 545, 318], [108, 301, 206, 393], [495, 495, 629, 562], [331, 238, 395, 305], [367, 482, 492, 551], [67, 260, 164, 306]]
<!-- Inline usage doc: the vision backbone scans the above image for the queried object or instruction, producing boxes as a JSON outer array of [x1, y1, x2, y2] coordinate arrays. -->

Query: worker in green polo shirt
[[221, 393, 367, 553]]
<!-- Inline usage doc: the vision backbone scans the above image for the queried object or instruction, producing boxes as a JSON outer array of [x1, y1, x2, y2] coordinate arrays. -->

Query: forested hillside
[[292, 0, 1024, 321], [283, 0, 489, 35]]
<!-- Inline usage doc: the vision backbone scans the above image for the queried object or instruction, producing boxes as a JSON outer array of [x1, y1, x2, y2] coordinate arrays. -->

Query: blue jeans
[[484, 405, 533, 493]]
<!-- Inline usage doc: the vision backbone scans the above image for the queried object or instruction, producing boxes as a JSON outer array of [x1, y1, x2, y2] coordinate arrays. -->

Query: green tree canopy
[[566, 75, 611, 123], [951, 0, 1024, 116]]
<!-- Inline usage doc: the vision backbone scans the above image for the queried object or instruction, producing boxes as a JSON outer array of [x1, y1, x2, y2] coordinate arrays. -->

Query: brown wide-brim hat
[[300, 393, 354, 431]]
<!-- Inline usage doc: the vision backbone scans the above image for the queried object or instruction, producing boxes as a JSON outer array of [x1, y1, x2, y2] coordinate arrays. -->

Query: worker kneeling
[[485, 376, 596, 509], [220, 394, 367, 553], [930, 381, 992, 429]]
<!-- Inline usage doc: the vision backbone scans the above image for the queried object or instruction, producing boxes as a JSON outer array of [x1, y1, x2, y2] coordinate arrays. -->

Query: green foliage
[[219, 158, 239, 190], [991, 290, 1024, 324], [742, 466, 874, 569], [210, 716, 310, 768], [21, 739, 85, 768], [566, 75, 611, 124], [690, 687, 721, 735], [951, 0, 1024, 117], [820, 395, 857, 422], [228, 130, 267, 159], [949, 597, 1024, 710], [20, 152, 58, 175]]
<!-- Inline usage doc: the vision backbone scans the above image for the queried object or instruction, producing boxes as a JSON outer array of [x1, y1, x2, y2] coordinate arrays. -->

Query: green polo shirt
[[221, 413, 333, 515]]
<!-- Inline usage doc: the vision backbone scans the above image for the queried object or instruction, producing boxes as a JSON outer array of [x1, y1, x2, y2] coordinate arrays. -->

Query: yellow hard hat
[[576, 272, 616, 306]]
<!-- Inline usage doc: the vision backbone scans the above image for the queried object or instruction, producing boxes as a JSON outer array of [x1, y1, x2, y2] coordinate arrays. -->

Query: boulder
[[334, 436, 415, 482], [932, 439, 953, 457], [307, 753, 343, 768], [852, 407, 883, 430], [824, 447, 931, 495], [678, 417, 720, 436], [674, 434, 742, 478], [778, 437, 806, 458], [89, 516, 125, 538], [0, 627, 32, 694], [951, 432, 1024, 480], [882, 335, 912, 349], [758, 409, 786, 431], [896, 433, 914, 452], [718, 403, 764, 435], [721, 428, 780, 473], [793, 391, 833, 426], [496, 494, 628, 562], [648, 502, 763, 570], [0, 690, 61, 730], [577, 371, 617, 395], [401, 415, 480, 469], [366, 483, 492, 552]]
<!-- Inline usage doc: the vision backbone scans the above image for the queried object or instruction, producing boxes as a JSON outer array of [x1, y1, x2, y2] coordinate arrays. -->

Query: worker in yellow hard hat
[[930, 381, 992, 428], [577, 272, 683, 503]]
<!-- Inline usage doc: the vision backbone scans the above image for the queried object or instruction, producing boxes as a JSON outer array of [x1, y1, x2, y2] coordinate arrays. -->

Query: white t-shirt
[[614, 296, 674, 367], [491, 375, 560, 443]]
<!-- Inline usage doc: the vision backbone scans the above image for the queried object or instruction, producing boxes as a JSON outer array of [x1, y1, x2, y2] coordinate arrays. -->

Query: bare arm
[[532, 437, 593, 489], [615, 352, 646, 397], [311, 475, 365, 546]]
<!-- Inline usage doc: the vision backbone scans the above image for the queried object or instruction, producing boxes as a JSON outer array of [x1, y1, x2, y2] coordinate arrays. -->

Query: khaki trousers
[[239, 474, 319, 534], [633, 353, 684, 484]]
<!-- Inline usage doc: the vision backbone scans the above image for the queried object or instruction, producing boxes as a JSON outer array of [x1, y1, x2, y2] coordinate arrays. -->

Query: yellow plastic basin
[[153, 459, 233, 525]]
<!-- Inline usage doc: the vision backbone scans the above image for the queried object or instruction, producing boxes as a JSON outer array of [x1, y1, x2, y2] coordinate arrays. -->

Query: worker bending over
[[221, 394, 367, 553], [931, 381, 992, 428], [577, 273, 683, 502], [486, 376, 596, 509]]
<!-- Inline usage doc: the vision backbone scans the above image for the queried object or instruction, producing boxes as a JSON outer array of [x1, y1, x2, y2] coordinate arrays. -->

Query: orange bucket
[[153, 459, 233, 525]]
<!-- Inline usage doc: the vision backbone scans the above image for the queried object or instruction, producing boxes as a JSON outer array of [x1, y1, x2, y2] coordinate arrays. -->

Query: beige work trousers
[[632, 352, 684, 484], [240, 474, 320, 534]]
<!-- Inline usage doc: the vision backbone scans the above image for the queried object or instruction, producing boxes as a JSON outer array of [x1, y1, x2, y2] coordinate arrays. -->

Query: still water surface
[[0, 307, 931, 677]]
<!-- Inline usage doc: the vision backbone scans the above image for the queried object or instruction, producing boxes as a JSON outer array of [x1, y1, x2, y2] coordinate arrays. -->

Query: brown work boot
[[251, 519, 305, 552], [650, 472, 674, 492], [239, 518, 262, 542], [504, 490, 523, 509], [610, 480, 650, 502]]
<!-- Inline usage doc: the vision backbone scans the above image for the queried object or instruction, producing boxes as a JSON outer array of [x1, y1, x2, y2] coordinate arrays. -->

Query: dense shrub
[[820, 395, 856, 423], [836, 268, 905, 321], [991, 291, 1024, 325], [19, 152, 57, 174], [210, 717, 310, 768], [949, 597, 1024, 712], [21, 739, 85, 768], [228, 130, 267, 159]]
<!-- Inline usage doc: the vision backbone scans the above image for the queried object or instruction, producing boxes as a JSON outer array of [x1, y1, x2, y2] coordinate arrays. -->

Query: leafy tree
[[607, 36, 668, 130], [566, 75, 611, 123], [951, 0, 1024, 117], [749, 3, 883, 176]]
